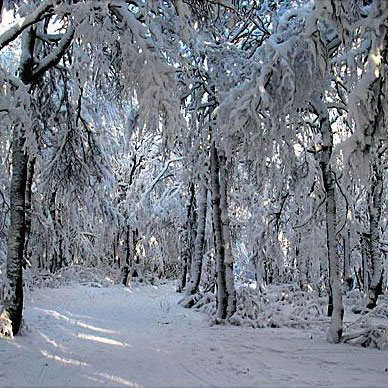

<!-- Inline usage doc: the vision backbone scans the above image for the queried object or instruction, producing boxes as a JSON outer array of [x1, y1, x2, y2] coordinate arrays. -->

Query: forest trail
[[0, 283, 387, 387]]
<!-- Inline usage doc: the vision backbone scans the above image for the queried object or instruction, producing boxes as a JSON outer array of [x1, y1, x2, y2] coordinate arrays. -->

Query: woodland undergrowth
[[180, 284, 388, 350]]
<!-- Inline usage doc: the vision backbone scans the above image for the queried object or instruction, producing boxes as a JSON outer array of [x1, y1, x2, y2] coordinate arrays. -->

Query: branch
[[293, 193, 326, 230], [335, 173, 349, 236], [32, 25, 75, 81], [326, 102, 348, 112], [36, 32, 64, 43], [0, 0, 55, 51], [144, 158, 183, 198]]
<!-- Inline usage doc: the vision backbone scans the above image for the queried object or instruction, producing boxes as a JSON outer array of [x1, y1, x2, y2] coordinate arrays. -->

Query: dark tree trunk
[[343, 228, 353, 291], [49, 191, 57, 273], [186, 180, 207, 296], [211, 144, 236, 320], [121, 226, 132, 286], [0, 126, 28, 336], [1, 23, 74, 335], [178, 182, 195, 292]]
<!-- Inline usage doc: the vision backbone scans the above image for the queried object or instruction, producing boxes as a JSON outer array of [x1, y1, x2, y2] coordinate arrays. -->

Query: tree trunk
[[122, 227, 139, 286], [23, 157, 35, 269], [49, 191, 58, 273], [211, 144, 236, 320], [367, 159, 384, 308], [343, 228, 353, 291], [185, 180, 207, 296], [121, 227, 131, 286], [218, 151, 236, 319], [313, 96, 344, 343], [1, 22, 74, 333], [0, 27, 37, 336], [178, 182, 195, 292], [0, 125, 28, 336], [361, 235, 369, 293], [252, 238, 266, 293]]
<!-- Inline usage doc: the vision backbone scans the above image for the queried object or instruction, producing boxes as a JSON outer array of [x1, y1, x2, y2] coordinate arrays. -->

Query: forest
[[0, 0, 388, 386]]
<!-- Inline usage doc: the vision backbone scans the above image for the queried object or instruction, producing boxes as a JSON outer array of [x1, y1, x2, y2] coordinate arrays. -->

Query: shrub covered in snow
[[180, 284, 329, 329], [24, 265, 117, 289]]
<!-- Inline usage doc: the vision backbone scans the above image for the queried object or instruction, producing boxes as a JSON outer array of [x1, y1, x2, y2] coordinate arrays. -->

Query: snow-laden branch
[[32, 25, 75, 81], [142, 158, 183, 200], [0, 0, 55, 51], [36, 32, 64, 43], [326, 102, 348, 112], [293, 193, 326, 230]]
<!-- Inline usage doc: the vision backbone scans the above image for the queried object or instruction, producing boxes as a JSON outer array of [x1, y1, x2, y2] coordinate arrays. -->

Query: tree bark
[[0, 125, 28, 336], [361, 235, 369, 293], [251, 237, 266, 293], [313, 96, 344, 343], [0, 27, 35, 336], [185, 180, 207, 296], [49, 191, 57, 273], [211, 144, 236, 320], [367, 157, 384, 308], [178, 182, 195, 292], [23, 156, 35, 269], [218, 151, 236, 319], [122, 227, 140, 285], [1, 22, 74, 334], [343, 228, 353, 291]]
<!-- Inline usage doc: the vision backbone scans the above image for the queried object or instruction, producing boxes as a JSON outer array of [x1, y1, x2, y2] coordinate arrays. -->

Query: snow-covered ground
[[1, 283, 387, 387]]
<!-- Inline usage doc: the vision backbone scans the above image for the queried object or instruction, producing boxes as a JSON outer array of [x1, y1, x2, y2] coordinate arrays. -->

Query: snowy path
[[1, 283, 387, 387]]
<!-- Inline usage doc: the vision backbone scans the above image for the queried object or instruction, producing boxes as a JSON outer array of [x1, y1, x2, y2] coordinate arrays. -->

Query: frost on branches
[[0, 0, 387, 354]]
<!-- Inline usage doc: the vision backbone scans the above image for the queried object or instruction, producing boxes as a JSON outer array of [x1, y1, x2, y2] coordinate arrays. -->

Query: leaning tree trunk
[[0, 125, 28, 336], [211, 144, 236, 320], [185, 180, 207, 296], [314, 97, 344, 343]]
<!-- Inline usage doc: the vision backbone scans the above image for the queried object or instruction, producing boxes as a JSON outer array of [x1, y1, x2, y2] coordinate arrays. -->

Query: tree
[[0, 4, 74, 334]]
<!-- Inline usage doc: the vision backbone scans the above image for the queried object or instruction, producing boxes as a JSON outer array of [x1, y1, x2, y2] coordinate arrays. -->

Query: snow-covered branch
[[0, 0, 55, 51], [32, 25, 75, 81]]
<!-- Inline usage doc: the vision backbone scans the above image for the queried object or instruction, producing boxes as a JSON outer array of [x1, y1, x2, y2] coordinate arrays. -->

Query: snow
[[1, 283, 388, 387]]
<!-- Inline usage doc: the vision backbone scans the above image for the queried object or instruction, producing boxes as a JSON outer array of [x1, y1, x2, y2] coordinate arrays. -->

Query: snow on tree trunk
[[361, 236, 369, 293], [367, 156, 384, 309], [0, 22, 74, 335], [218, 152, 236, 319], [211, 143, 236, 320], [185, 180, 207, 296], [345, 1, 387, 307], [251, 239, 266, 293], [0, 125, 28, 336], [49, 191, 58, 273], [23, 157, 35, 269], [0, 27, 34, 336], [313, 96, 344, 343]]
